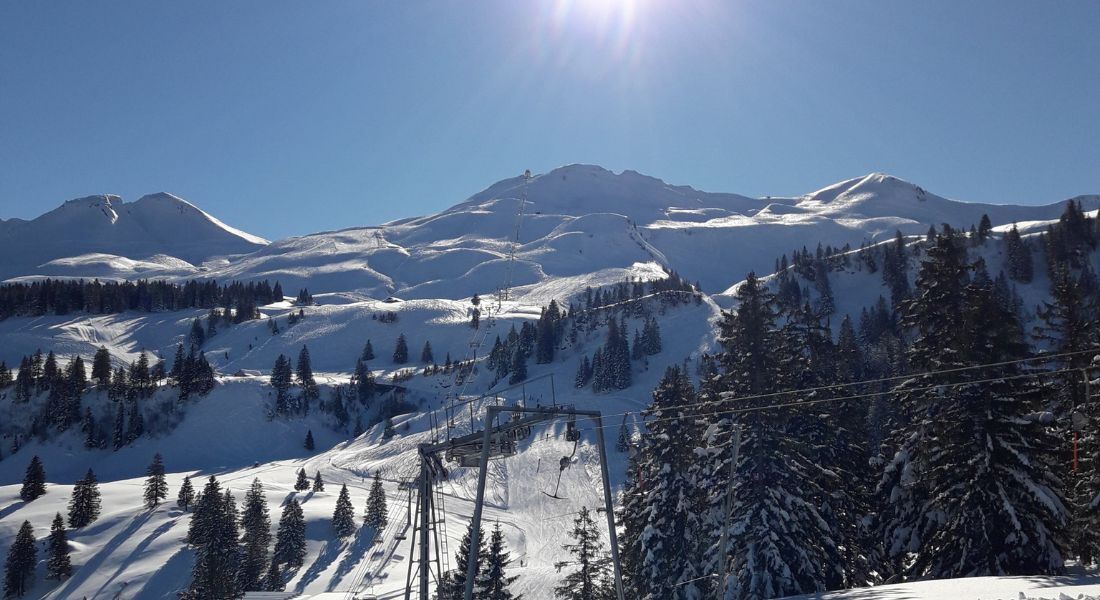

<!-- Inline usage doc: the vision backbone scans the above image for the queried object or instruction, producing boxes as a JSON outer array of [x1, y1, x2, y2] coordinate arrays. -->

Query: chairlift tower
[[403, 375, 625, 600], [497, 169, 532, 309]]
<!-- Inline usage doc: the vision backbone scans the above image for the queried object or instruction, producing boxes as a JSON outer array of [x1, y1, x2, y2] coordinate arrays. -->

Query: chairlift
[[543, 425, 581, 500]]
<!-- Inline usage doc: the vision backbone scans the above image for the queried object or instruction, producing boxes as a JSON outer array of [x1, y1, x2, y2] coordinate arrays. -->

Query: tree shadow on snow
[[295, 538, 346, 594], [47, 510, 157, 600], [328, 526, 379, 591], [0, 499, 26, 521]]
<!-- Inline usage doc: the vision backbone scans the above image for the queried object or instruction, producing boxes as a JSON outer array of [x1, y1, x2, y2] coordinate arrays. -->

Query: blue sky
[[1, 1, 1098, 239]]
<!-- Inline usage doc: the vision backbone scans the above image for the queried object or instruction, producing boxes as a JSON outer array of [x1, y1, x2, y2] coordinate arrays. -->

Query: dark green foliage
[[421, 340, 434, 364], [19, 455, 46, 502], [297, 345, 318, 405], [364, 471, 388, 531], [482, 523, 522, 600], [437, 523, 488, 600], [3, 521, 36, 598], [177, 475, 196, 511], [271, 354, 293, 415], [144, 453, 168, 508], [293, 468, 310, 492], [332, 484, 356, 538], [304, 429, 315, 451], [554, 507, 613, 600], [67, 468, 101, 528], [238, 478, 271, 592], [393, 333, 409, 364], [311, 471, 325, 492], [184, 477, 241, 599], [273, 499, 306, 568], [45, 513, 71, 580]]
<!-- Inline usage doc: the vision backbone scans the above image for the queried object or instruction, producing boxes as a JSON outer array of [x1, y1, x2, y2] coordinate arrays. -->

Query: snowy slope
[[0, 193, 267, 281], [0, 287, 720, 599]]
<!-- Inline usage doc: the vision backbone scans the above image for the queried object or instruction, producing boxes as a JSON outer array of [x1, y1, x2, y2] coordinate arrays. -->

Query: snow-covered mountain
[[0, 193, 268, 281], [5, 166, 1096, 300], [2, 166, 1099, 600]]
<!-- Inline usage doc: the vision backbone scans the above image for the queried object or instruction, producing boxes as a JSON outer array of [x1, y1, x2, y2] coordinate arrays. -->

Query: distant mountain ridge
[[2, 166, 1097, 297], [0, 193, 267, 280]]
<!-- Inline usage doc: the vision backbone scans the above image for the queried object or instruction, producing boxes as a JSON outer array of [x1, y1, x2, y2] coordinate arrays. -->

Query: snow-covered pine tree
[[45, 513, 71, 580], [906, 262, 1068, 578], [177, 475, 195, 511], [701, 272, 837, 599], [312, 471, 325, 492], [3, 521, 36, 598], [19, 455, 46, 501], [273, 499, 307, 568], [293, 468, 310, 492], [67, 468, 101, 528], [364, 471, 389, 531], [143, 453, 168, 508], [332, 483, 356, 538], [554, 507, 612, 600], [1035, 264, 1100, 564], [634, 365, 705, 599], [238, 478, 271, 592]]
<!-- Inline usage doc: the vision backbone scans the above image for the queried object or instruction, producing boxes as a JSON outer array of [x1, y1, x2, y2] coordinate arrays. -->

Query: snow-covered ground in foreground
[[785, 570, 1100, 599]]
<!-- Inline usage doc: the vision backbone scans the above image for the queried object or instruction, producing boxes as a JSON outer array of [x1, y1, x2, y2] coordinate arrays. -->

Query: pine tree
[[169, 343, 185, 383], [382, 417, 396, 441], [3, 521, 36, 598], [270, 354, 292, 415], [190, 318, 206, 348], [352, 358, 376, 406], [614, 417, 630, 453], [144, 453, 168, 508], [273, 499, 307, 568], [633, 366, 704, 598], [702, 272, 838, 598], [554, 507, 611, 600], [45, 513, 72, 580], [19, 455, 46, 502], [421, 340, 434, 364], [238, 478, 271, 592], [126, 399, 145, 443], [508, 346, 528, 385], [1005, 224, 1034, 283], [304, 429, 315, 451], [312, 471, 325, 492], [362, 339, 375, 361], [91, 347, 112, 387], [437, 523, 488, 600], [185, 478, 241, 599], [112, 400, 126, 450], [296, 345, 318, 405], [364, 471, 389, 531], [68, 468, 102, 528], [393, 334, 409, 364], [177, 475, 196, 511], [264, 560, 284, 592], [482, 523, 522, 600], [332, 484, 356, 538], [574, 356, 591, 389], [293, 468, 310, 492]]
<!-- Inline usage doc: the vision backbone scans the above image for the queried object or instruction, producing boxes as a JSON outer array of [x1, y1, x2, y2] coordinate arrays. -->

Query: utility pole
[[716, 424, 743, 600]]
